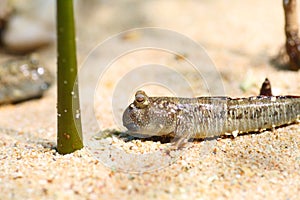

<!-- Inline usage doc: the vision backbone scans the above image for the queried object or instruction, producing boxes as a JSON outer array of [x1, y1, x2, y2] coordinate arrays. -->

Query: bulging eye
[[135, 93, 145, 103], [134, 90, 149, 109]]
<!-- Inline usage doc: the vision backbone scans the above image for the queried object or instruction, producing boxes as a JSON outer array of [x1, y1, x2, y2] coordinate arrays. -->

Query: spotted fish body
[[169, 95, 300, 138], [0, 57, 53, 104], [122, 91, 300, 140]]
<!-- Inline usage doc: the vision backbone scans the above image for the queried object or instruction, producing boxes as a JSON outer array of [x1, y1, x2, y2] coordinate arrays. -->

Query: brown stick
[[283, 0, 300, 70]]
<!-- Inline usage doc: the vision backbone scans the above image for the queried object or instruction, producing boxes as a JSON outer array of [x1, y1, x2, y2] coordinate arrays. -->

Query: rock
[[3, 16, 55, 53], [0, 0, 12, 32], [2, 0, 55, 53]]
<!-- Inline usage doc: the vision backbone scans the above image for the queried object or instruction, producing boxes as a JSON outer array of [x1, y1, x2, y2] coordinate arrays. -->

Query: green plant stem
[[56, 0, 83, 154]]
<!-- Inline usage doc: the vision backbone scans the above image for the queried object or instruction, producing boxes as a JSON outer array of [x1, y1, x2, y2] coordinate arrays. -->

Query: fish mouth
[[123, 123, 155, 138], [123, 122, 140, 132]]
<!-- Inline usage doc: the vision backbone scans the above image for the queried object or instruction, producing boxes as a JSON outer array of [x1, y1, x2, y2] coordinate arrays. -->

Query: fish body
[[123, 91, 300, 140]]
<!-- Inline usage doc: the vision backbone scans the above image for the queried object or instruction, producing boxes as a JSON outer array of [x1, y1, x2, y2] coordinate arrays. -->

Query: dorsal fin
[[259, 78, 273, 96]]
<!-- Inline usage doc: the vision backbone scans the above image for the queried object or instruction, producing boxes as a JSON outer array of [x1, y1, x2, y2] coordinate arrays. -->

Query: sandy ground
[[0, 0, 300, 199]]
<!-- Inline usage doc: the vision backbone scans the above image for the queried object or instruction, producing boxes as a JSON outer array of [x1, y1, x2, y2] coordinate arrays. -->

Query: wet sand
[[0, 1, 300, 199]]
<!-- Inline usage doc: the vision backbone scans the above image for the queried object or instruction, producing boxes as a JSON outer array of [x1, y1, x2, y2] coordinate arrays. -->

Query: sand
[[0, 1, 300, 199]]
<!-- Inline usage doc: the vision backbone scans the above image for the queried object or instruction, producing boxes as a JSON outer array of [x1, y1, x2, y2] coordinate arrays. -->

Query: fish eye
[[134, 90, 149, 108], [135, 93, 145, 103]]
